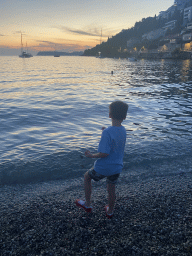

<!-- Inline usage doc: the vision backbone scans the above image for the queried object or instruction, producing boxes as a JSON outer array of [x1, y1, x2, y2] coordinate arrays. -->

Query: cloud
[[36, 40, 56, 46], [62, 26, 102, 37], [56, 26, 111, 38], [35, 40, 72, 49], [34, 39, 89, 52], [56, 25, 123, 39]]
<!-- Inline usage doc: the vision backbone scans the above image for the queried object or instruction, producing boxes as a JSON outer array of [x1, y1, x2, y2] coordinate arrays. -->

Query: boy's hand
[[85, 150, 93, 158]]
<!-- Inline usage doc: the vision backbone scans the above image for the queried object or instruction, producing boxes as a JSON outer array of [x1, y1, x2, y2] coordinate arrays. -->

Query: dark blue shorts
[[88, 166, 120, 184]]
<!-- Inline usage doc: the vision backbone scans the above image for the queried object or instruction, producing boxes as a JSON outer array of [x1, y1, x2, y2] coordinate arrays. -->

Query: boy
[[75, 101, 128, 218]]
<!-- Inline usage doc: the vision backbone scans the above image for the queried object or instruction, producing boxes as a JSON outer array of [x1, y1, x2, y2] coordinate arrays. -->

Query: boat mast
[[21, 33, 23, 54]]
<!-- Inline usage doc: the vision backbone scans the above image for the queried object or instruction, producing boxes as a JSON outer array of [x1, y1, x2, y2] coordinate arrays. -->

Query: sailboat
[[54, 51, 60, 57], [54, 44, 60, 57], [19, 33, 33, 58]]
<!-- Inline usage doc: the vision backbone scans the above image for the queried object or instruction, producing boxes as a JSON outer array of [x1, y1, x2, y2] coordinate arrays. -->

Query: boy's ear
[[109, 112, 112, 118]]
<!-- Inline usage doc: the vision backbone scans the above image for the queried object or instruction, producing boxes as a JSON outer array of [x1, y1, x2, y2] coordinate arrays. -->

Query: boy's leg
[[84, 171, 92, 207], [107, 183, 116, 214]]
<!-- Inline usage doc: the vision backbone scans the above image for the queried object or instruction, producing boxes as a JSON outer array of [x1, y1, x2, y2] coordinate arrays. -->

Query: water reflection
[[181, 59, 191, 82], [1, 57, 192, 163], [1, 57, 192, 184], [113, 59, 192, 153]]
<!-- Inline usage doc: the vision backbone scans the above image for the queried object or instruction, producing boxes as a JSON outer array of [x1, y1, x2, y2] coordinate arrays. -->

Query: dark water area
[[0, 56, 192, 185]]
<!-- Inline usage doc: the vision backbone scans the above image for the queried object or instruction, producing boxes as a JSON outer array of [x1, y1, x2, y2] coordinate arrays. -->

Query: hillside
[[83, 1, 188, 58]]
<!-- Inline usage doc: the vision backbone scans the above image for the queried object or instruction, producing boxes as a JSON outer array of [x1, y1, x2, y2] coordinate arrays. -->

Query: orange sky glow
[[0, 0, 174, 55]]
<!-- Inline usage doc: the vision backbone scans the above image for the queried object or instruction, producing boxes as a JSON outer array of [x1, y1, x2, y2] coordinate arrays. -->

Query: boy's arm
[[85, 127, 109, 158], [85, 150, 109, 158]]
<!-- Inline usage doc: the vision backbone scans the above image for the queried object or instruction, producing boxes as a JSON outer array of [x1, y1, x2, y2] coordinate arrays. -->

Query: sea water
[[0, 56, 192, 185]]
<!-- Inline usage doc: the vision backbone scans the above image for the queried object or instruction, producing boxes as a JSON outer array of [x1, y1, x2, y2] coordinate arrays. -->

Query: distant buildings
[[138, 1, 192, 56], [163, 20, 177, 30], [158, 5, 177, 20], [183, 32, 192, 41], [142, 29, 165, 41], [158, 0, 191, 21], [174, 0, 189, 10], [184, 6, 192, 22], [187, 22, 192, 29]]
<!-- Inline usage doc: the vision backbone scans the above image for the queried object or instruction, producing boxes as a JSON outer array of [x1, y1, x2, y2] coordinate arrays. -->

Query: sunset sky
[[1, 0, 174, 55]]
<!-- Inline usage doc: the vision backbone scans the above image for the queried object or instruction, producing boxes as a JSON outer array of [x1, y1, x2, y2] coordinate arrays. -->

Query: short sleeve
[[98, 130, 111, 154]]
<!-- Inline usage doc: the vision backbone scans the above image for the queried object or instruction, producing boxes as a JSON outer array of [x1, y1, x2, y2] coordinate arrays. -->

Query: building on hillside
[[158, 5, 177, 20], [158, 11, 169, 19], [184, 6, 192, 22], [183, 41, 192, 51], [158, 33, 182, 51], [163, 33, 182, 42], [187, 22, 192, 29], [158, 0, 190, 20], [183, 32, 192, 41], [158, 42, 181, 52], [163, 20, 177, 30], [142, 29, 165, 40], [181, 22, 192, 34], [174, 0, 189, 10]]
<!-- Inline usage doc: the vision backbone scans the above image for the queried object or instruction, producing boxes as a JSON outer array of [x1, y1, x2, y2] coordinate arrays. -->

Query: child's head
[[109, 101, 128, 120]]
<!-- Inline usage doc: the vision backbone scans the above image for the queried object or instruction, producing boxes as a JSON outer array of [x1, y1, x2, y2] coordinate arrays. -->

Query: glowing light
[[183, 42, 192, 51]]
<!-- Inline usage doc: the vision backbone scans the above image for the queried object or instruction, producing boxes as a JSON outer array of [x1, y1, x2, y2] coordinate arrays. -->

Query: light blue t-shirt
[[94, 126, 126, 176]]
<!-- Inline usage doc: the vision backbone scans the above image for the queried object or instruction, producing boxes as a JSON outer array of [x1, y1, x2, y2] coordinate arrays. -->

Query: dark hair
[[109, 101, 128, 120]]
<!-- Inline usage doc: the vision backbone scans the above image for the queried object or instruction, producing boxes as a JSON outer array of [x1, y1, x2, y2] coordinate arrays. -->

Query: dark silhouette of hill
[[83, 5, 185, 57]]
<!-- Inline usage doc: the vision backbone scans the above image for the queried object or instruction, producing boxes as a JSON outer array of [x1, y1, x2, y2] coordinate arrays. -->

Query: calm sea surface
[[0, 56, 192, 185]]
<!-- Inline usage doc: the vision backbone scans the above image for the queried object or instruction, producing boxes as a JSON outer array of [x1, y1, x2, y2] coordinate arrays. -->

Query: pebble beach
[[1, 162, 192, 256]]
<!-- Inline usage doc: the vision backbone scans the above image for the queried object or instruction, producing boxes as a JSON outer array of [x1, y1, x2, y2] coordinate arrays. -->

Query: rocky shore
[[0, 172, 192, 256]]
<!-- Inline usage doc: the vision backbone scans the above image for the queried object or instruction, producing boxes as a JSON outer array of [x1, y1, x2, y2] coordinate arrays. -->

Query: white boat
[[19, 51, 33, 58], [54, 51, 60, 57], [19, 33, 33, 58], [128, 57, 137, 61]]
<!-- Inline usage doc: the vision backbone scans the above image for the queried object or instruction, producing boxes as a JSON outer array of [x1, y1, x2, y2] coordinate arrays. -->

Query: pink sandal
[[105, 205, 113, 219], [75, 199, 92, 213]]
